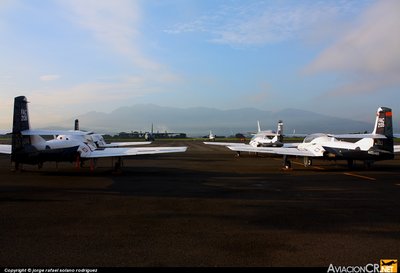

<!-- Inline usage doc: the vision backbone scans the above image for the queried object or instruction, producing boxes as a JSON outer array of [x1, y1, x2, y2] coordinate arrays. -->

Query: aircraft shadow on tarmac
[[1, 150, 400, 225], [1, 161, 400, 243]]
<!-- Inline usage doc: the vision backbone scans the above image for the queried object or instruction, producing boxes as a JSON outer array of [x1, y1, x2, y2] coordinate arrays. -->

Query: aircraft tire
[[303, 157, 312, 167]]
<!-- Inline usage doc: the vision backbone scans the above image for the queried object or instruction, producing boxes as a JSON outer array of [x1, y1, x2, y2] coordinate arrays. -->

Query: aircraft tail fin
[[257, 121, 261, 133], [74, 119, 79, 130], [12, 96, 30, 133], [11, 96, 31, 160], [277, 120, 284, 142], [372, 107, 393, 153]]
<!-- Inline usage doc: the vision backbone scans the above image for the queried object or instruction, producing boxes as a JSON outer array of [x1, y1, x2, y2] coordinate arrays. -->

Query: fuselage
[[297, 133, 393, 161], [57, 133, 105, 148], [13, 133, 97, 165]]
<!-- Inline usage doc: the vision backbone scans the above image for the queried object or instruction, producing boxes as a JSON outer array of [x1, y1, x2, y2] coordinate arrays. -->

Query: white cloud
[[59, 0, 161, 70], [165, 1, 362, 47], [48, 0, 182, 112], [0, 1, 184, 129], [39, 74, 60, 82], [305, 0, 400, 96]]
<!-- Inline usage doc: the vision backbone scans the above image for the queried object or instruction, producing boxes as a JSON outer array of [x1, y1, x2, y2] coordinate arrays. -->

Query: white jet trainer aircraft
[[204, 120, 284, 148], [0, 96, 187, 171], [228, 107, 400, 169]]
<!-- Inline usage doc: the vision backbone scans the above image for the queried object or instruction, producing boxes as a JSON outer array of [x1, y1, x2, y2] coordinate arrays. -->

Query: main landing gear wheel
[[282, 155, 292, 170], [303, 157, 312, 167], [113, 157, 123, 173]]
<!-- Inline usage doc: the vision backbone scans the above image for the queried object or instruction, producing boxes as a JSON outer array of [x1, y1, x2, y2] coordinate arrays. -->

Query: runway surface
[[0, 140, 399, 267]]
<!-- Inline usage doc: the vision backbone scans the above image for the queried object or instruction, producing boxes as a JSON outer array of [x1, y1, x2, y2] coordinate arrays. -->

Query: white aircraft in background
[[0, 96, 187, 171], [250, 120, 284, 147], [229, 107, 400, 169], [208, 130, 216, 141], [204, 120, 284, 148], [144, 123, 155, 141], [62, 119, 152, 148]]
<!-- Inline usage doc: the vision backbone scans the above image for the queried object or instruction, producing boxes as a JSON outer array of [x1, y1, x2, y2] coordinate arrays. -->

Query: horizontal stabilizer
[[329, 133, 386, 139]]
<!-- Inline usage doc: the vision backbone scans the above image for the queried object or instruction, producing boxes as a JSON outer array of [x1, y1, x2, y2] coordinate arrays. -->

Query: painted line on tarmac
[[342, 172, 376, 181], [310, 166, 325, 170]]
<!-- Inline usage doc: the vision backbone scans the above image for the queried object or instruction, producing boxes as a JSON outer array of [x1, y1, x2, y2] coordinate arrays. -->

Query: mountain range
[[51, 104, 374, 137]]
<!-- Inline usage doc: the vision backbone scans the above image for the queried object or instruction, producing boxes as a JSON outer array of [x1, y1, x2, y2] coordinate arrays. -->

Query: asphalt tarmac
[[0, 140, 399, 267]]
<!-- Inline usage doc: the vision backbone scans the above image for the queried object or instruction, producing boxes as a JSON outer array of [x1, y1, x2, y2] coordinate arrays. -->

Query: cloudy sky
[[0, 0, 399, 129]]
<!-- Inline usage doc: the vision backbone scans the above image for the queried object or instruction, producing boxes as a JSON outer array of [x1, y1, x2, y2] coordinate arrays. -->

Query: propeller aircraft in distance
[[204, 120, 286, 153]]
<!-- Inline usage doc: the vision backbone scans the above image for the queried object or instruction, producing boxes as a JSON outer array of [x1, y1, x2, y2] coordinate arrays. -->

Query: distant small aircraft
[[208, 130, 215, 141], [0, 96, 187, 171], [249, 120, 284, 147], [204, 120, 285, 148], [144, 123, 155, 141], [228, 107, 400, 169]]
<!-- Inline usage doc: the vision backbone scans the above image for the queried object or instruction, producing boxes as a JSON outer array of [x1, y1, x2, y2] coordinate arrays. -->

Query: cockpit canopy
[[303, 133, 329, 143]]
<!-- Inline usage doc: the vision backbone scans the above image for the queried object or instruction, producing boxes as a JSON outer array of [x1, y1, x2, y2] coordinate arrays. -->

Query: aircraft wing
[[82, 146, 187, 158], [203, 141, 248, 147], [21, 129, 90, 136], [227, 145, 318, 157], [0, 144, 11, 154], [286, 133, 308, 138], [329, 133, 386, 139], [98, 141, 152, 148], [204, 141, 300, 148], [282, 143, 301, 148]]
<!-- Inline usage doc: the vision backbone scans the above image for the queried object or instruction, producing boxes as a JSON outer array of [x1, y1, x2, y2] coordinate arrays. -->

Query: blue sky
[[0, 0, 399, 129]]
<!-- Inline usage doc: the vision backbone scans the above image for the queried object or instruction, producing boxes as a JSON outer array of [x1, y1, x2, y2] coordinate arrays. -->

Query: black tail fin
[[373, 107, 393, 153], [74, 119, 79, 131], [11, 96, 30, 160], [12, 96, 30, 133], [277, 120, 283, 143]]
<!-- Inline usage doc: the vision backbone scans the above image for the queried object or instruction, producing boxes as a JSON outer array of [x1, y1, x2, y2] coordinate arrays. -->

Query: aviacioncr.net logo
[[380, 260, 397, 273], [327, 260, 398, 273], [327, 263, 379, 273]]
